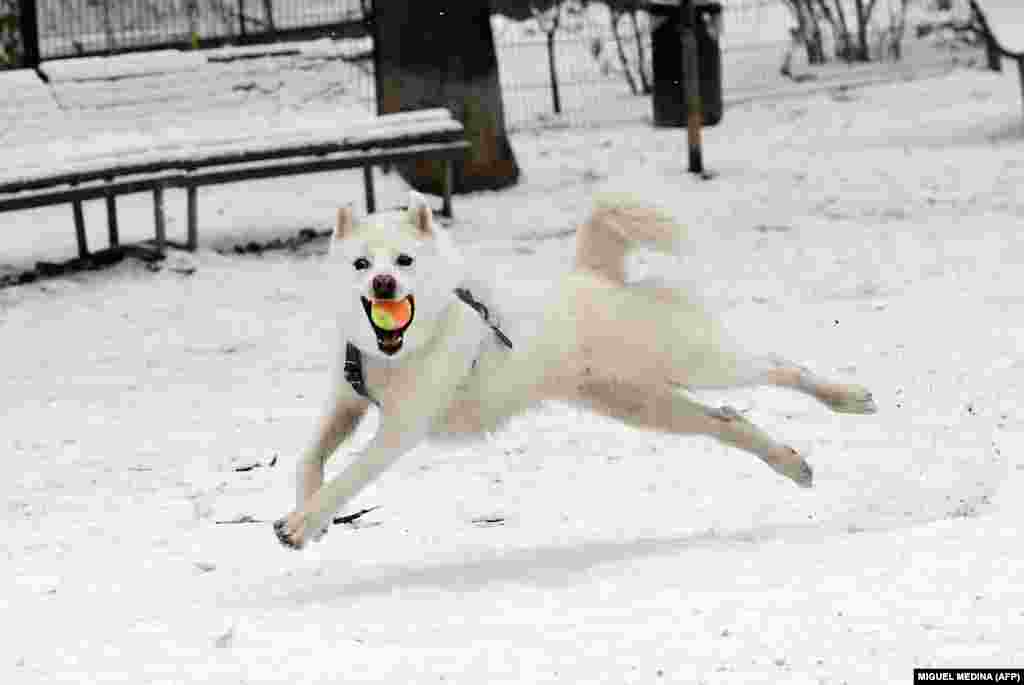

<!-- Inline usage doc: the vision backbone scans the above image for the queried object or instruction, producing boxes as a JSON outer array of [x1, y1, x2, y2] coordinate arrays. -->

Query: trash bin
[[649, 0, 723, 127]]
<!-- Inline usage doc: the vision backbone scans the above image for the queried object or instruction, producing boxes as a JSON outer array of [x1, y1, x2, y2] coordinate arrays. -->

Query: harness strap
[[345, 288, 512, 403], [344, 342, 377, 405], [453, 287, 514, 350]]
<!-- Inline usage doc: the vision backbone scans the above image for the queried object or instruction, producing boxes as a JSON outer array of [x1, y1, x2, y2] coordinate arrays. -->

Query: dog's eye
[[353, 257, 371, 271], [396, 254, 414, 267]]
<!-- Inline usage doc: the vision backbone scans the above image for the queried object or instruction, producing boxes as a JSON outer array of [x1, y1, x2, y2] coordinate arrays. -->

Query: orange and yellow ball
[[370, 298, 413, 330]]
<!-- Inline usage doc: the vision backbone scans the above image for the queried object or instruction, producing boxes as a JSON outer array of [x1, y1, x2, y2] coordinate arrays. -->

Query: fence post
[[237, 0, 247, 38], [17, 0, 40, 68], [680, 0, 704, 175]]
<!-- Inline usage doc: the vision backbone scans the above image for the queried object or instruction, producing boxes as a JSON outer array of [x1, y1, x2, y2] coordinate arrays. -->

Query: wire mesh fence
[[3, 0, 979, 132], [31, 0, 365, 60], [492, 0, 977, 130], [494, 0, 789, 129]]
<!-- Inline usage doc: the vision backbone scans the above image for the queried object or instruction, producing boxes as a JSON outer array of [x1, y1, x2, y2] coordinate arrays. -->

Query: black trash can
[[649, 0, 723, 127]]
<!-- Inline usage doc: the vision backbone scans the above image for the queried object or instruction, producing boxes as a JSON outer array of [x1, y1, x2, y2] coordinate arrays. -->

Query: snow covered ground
[[3, 49, 1024, 685]]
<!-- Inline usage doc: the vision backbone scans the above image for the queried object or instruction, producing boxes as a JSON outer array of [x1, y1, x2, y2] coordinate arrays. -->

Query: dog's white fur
[[274, 191, 877, 549]]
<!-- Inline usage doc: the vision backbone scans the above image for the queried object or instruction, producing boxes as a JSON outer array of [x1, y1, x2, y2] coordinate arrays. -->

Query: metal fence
[[496, 0, 789, 129], [13, 0, 365, 61], [3, 0, 978, 131], [495, 0, 978, 129]]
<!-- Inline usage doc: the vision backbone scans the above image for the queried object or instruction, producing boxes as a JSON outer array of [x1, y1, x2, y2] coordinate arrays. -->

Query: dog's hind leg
[[577, 380, 813, 487], [701, 404, 813, 486], [751, 355, 877, 415]]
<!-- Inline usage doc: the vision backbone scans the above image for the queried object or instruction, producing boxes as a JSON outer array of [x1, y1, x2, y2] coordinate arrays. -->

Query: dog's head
[[330, 191, 464, 359]]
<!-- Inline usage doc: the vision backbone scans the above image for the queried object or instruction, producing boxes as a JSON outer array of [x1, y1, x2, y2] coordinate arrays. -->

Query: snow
[[0, 69, 58, 111], [975, 0, 1024, 55], [40, 50, 208, 83], [4, 34, 1024, 685]]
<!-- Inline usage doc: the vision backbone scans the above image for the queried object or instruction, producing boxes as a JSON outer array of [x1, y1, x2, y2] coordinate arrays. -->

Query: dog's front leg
[[294, 397, 369, 541], [275, 306, 483, 550], [275, 411, 432, 550]]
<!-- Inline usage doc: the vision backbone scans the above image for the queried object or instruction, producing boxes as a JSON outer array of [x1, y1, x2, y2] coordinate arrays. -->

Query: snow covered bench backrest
[[0, 108, 463, 192]]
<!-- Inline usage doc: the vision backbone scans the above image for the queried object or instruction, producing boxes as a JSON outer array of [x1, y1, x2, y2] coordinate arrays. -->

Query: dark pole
[[17, 0, 41, 68], [237, 0, 247, 38], [679, 0, 703, 175]]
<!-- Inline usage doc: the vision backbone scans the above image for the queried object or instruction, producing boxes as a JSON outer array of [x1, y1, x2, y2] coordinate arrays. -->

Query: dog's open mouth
[[361, 295, 415, 355]]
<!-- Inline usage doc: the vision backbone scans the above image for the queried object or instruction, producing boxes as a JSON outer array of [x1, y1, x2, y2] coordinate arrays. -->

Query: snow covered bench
[[969, 0, 1024, 117], [0, 107, 469, 259]]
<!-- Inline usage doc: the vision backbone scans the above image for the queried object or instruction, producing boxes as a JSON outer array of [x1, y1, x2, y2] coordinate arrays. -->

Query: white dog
[[274, 191, 877, 549]]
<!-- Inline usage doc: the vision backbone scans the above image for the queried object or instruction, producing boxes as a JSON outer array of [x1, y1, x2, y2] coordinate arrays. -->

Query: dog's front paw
[[273, 512, 311, 550]]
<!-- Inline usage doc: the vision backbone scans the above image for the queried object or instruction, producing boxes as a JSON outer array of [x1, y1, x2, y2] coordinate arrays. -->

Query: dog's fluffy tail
[[574, 193, 685, 282]]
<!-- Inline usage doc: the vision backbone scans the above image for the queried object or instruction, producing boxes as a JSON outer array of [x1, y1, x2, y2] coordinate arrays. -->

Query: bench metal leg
[[363, 164, 376, 214], [105, 192, 119, 248], [441, 159, 454, 218], [186, 186, 198, 251], [153, 184, 167, 254], [72, 200, 89, 259]]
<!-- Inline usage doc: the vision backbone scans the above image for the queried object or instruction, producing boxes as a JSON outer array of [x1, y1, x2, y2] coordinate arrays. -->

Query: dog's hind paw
[[822, 385, 878, 415], [771, 450, 814, 488]]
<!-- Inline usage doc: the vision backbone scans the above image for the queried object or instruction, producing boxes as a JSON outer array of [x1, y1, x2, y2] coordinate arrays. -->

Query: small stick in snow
[[333, 506, 380, 526], [471, 516, 506, 528], [233, 455, 278, 472]]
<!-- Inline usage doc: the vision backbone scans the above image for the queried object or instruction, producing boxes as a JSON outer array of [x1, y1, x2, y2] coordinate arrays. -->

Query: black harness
[[344, 288, 512, 405]]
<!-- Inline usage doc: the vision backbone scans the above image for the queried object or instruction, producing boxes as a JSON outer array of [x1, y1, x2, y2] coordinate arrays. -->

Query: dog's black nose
[[372, 274, 397, 299]]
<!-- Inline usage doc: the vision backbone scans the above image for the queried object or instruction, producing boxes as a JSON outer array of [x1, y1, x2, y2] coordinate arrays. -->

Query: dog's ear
[[335, 205, 354, 240], [407, 191, 433, 237]]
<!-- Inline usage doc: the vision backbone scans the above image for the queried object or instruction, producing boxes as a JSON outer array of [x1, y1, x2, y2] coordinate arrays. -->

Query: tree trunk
[[805, 0, 825, 63], [374, 0, 520, 193], [852, 0, 879, 61], [888, 0, 910, 61], [794, 0, 825, 64], [610, 10, 639, 95], [783, 0, 825, 65], [628, 9, 651, 94], [853, 0, 868, 60], [823, 0, 854, 61]]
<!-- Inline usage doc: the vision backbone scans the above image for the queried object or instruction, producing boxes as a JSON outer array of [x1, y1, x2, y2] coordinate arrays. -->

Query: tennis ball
[[370, 298, 412, 330]]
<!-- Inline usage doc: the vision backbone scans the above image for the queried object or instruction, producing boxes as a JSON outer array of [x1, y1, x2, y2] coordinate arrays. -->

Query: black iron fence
[[5, 0, 366, 64], [2, 1, 975, 131]]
